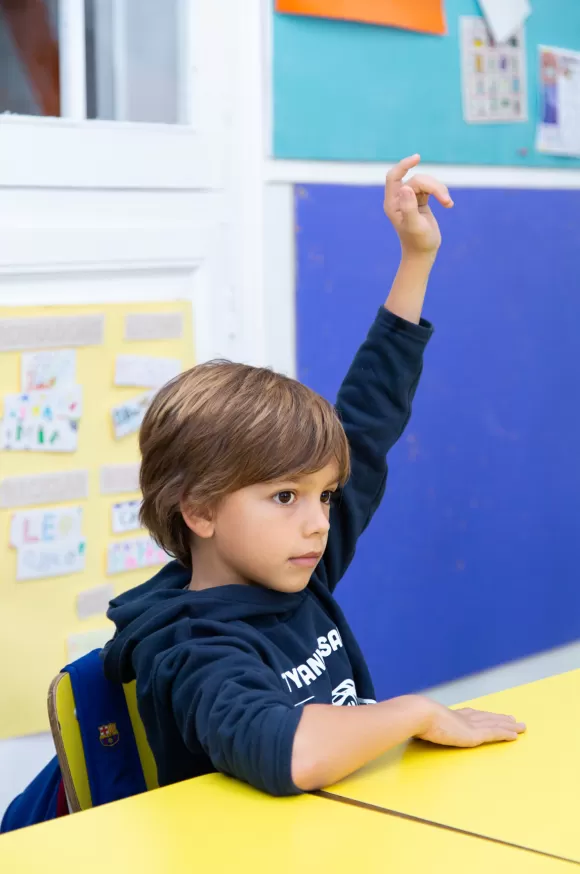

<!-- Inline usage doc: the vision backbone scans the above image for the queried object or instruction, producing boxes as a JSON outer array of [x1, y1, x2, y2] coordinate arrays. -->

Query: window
[[0, 0, 186, 124], [0, 0, 60, 117], [85, 0, 184, 124]]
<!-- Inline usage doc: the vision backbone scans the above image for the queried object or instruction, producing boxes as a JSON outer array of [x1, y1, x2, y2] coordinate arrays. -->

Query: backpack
[[1, 649, 148, 833]]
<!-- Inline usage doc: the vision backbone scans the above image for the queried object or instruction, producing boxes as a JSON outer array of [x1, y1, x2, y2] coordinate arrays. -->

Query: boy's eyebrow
[[267, 478, 341, 489]]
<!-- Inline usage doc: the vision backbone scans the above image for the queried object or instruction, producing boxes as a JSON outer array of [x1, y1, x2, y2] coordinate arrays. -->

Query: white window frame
[[0, 0, 220, 191]]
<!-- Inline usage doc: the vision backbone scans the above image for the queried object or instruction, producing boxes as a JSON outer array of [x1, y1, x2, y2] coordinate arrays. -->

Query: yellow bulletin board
[[0, 301, 194, 739]]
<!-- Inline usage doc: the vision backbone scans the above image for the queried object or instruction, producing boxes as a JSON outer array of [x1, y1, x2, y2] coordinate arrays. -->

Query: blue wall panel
[[274, 0, 580, 166], [296, 183, 580, 697]]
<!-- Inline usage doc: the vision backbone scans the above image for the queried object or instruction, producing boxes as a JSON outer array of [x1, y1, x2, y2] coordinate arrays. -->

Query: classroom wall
[[273, 0, 580, 166]]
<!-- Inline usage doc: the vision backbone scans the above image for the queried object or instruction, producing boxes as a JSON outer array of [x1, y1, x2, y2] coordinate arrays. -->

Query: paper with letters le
[[10, 506, 83, 548]]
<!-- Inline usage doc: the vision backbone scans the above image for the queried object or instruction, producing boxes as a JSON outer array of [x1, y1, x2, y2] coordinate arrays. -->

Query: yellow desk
[[324, 669, 580, 864], [0, 774, 577, 874], [0, 774, 573, 873]]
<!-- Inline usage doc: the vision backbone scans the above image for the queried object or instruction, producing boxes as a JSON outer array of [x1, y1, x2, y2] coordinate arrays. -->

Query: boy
[[104, 155, 525, 796]]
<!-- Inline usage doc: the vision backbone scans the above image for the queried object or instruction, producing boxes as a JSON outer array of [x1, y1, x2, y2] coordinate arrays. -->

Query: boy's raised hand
[[384, 154, 453, 256]]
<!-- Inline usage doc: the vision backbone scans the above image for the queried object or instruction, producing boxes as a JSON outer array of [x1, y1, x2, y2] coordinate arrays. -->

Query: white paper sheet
[[76, 584, 115, 620], [461, 16, 527, 123], [478, 0, 531, 45], [124, 312, 183, 342], [114, 355, 181, 388], [111, 391, 154, 439], [111, 499, 141, 534], [1, 386, 82, 452], [66, 627, 113, 662], [0, 470, 89, 508], [10, 506, 83, 548], [21, 350, 76, 392], [106, 536, 168, 575], [0, 314, 104, 352], [99, 463, 140, 495], [16, 538, 86, 581], [536, 46, 580, 157]]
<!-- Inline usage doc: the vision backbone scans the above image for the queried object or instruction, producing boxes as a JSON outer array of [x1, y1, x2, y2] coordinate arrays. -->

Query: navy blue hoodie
[[104, 307, 433, 796]]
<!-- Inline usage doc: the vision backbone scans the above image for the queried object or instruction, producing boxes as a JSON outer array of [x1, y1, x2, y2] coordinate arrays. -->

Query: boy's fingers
[[386, 153, 421, 184], [476, 726, 519, 745], [384, 156, 421, 218], [398, 186, 422, 232], [407, 174, 453, 207], [477, 716, 527, 734]]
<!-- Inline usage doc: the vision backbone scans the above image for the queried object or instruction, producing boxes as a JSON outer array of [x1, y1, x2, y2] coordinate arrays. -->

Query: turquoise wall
[[273, 0, 580, 166]]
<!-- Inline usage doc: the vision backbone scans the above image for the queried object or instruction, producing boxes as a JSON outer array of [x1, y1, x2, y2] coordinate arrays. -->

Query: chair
[[48, 673, 159, 812]]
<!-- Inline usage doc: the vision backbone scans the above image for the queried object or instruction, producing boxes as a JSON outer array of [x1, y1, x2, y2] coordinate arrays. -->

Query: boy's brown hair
[[139, 361, 350, 567]]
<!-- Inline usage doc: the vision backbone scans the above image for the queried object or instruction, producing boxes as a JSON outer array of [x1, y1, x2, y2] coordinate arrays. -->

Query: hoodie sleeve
[[152, 636, 304, 797], [322, 307, 433, 592]]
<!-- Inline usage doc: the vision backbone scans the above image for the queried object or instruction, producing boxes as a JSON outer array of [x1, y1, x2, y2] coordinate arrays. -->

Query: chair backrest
[[48, 673, 158, 812]]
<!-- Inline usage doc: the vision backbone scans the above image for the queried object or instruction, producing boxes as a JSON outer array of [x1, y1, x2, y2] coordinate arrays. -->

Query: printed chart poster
[[276, 0, 446, 36], [460, 17, 527, 124], [536, 46, 580, 157]]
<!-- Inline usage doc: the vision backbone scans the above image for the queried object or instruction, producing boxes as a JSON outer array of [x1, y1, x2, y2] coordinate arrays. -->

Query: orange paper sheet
[[276, 1, 446, 36]]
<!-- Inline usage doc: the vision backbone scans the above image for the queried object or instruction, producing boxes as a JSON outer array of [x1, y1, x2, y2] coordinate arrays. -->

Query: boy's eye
[[274, 491, 296, 505], [321, 490, 336, 505]]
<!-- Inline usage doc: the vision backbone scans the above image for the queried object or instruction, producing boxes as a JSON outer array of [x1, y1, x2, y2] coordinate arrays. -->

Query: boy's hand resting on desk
[[417, 700, 527, 748], [384, 154, 453, 257], [292, 695, 526, 791]]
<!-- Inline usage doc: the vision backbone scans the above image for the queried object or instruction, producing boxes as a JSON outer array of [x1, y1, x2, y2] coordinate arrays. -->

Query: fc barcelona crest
[[98, 722, 120, 747]]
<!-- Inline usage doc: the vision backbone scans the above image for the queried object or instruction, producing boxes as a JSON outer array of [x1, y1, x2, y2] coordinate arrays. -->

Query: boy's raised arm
[[322, 156, 453, 590]]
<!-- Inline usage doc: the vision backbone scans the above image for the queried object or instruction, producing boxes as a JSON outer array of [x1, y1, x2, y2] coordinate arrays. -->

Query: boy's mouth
[[289, 552, 322, 568]]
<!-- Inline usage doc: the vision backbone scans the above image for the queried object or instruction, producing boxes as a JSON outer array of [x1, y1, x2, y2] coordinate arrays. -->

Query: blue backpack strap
[[62, 649, 147, 806]]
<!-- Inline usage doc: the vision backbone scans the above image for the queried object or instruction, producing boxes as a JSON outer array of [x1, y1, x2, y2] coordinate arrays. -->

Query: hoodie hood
[[104, 560, 307, 685]]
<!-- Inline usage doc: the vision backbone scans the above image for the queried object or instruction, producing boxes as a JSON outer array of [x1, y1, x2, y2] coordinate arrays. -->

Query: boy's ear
[[180, 502, 215, 539]]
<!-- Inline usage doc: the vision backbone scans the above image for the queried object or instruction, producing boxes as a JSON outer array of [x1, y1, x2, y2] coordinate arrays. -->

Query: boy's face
[[193, 461, 340, 593]]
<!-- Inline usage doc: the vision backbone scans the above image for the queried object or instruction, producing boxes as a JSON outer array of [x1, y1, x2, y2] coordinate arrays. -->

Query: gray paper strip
[[124, 312, 183, 342], [100, 463, 140, 495], [0, 314, 104, 352], [76, 584, 115, 620], [0, 470, 89, 508]]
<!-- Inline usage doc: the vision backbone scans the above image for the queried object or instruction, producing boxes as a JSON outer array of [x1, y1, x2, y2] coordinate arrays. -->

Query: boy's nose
[[302, 504, 330, 536]]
